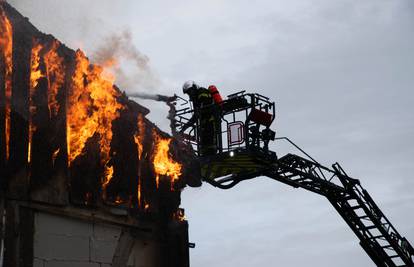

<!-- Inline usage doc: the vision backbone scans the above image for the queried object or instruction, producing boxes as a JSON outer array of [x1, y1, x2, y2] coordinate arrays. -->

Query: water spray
[[128, 92, 182, 135], [128, 92, 177, 103]]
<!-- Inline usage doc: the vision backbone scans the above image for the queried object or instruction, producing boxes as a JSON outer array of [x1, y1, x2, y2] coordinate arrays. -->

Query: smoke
[[92, 30, 160, 93]]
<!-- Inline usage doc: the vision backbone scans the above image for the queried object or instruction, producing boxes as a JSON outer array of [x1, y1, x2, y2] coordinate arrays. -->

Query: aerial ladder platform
[[174, 91, 414, 267]]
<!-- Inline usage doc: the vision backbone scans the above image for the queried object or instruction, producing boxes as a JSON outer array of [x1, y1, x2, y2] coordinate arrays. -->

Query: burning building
[[0, 2, 196, 266]]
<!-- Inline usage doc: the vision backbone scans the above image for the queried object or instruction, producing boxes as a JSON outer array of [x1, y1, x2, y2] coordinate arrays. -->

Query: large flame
[[66, 50, 123, 191], [28, 41, 45, 164], [152, 131, 182, 189], [44, 40, 65, 118], [0, 8, 12, 161], [134, 114, 145, 207]]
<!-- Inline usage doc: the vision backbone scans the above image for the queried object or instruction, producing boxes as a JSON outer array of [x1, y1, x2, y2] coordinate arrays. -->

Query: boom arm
[[175, 90, 413, 266], [208, 153, 414, 267]]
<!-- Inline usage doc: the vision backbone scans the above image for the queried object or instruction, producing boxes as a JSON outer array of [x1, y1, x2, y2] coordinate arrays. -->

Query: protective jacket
[[192, 87, 214, 109]]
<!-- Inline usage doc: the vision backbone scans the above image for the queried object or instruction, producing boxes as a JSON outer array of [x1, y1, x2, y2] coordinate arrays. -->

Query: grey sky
[[7, 0, 414, 266]]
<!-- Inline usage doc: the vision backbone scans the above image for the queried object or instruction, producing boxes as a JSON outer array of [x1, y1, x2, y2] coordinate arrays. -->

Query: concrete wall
[[33, 212, 159, 267]]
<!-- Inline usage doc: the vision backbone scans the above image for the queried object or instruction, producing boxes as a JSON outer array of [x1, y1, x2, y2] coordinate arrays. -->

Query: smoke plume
[[92, 30, 160, 92]]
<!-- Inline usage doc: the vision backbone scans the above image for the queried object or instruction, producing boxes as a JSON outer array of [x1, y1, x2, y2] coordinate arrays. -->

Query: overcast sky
[[7, 0, 414, 266]]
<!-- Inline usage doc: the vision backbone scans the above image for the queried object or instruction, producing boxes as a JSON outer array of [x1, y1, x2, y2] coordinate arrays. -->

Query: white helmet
[[182, 80, 198, 94]]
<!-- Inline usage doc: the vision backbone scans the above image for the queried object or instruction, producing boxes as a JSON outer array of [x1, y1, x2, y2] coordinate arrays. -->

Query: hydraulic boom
[[173, 90, 413, 266]]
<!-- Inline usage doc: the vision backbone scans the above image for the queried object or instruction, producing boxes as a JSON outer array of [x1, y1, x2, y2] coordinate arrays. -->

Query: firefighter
[[180, 81, 219, 156]]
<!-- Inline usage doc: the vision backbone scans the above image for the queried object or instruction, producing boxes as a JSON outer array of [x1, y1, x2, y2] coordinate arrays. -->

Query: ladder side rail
[[267, 159, 397, 266], [266, 170, 334, 196], [335, 195, 407, 266], [328, 197, 396, 267], [274, 165, 347, 196], [268, 166, 397, 265], [272, 169, 400, 265], [271, 155, 413, 266], [277, 154, 348, 193], [206, 152, 413, 266], [333, 165, 414, 266], [350, 184, 414, 266]]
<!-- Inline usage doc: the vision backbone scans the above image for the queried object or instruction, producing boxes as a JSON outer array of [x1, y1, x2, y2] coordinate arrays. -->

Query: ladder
[[209, 153, 414, 266]]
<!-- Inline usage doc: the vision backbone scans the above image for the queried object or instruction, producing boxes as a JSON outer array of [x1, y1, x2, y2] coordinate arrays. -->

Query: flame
[[28, 41, 45, 164], [173, 209, 186, 222], [0, 8, 12, 161], [84, 192, 92, 205], [52, 148, 60, 166], [66, 50, 123, 193], [133, 113, 145, 160], [152, 131, 182, 189], [137, 181, 141, 208], [134, 114, 145, 207], [114, 195, 124, 204], [102, 165, 114, 189], [44, 40, 65, 118], [30, 42, 44, 89]]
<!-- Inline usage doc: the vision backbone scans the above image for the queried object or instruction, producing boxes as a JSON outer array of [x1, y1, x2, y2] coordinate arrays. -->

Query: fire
[[66, 50, 123, 192], [134, 114, 145, 207], [114, 195, 124, 204], [133, 114, 145, 160], [137, 181, 141, 208], [52, 148, 60, 166], [0, 8, 12, 161], [152, 131, 182, 189], [173, 209, 186, 222], [28, 41, 45, 164], [44, 40, 65, 118], [102, 165, 114, 190], [84, 192, 92, 205], [30, 42, 44, 89]]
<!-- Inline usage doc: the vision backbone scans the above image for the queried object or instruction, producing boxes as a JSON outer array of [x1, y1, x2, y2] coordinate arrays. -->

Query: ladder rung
[[369, 234, 385, 240], [343, 196, 355, 201], [364, 225, 379, 230], [388, 254, 401, 259]]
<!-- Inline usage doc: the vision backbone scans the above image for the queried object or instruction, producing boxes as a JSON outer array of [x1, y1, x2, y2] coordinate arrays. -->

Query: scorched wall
[[0, 2, 194, 267]]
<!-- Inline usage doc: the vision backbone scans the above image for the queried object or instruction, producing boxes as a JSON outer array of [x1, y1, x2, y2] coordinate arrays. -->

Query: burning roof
[[0, 2, 198, 219]]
